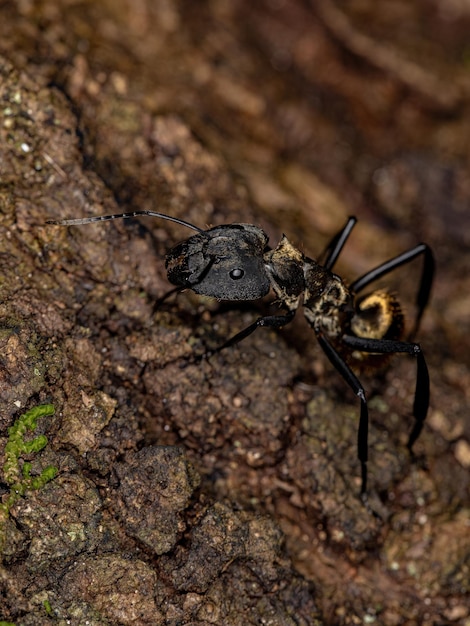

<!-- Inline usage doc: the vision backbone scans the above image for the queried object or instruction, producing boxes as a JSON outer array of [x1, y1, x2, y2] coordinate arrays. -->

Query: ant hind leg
[[341, 335, 430, 455]]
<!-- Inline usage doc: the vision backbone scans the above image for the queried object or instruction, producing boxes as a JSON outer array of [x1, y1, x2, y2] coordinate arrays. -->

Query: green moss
[[0, 404, 58, 554], [43, 599, 53, 616]]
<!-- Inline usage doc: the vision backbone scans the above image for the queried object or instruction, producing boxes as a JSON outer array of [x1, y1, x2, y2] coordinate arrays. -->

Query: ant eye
[[229, 268, 245, 280]]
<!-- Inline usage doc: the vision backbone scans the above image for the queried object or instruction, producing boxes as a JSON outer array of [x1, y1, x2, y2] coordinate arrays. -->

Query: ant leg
[[321, 216, 358, 271], [315, 332, 369, 496], [207, 310, 296, 356], [349, 244, 435, 339], [341, 335, 430, 451], [154, 286, 183, 308]]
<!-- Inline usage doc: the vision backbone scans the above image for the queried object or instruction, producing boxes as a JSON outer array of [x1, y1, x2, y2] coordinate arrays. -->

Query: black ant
[[47, 211, 434, 500]]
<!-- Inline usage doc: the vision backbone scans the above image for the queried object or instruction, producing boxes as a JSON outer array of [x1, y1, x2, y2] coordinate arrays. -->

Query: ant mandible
[[48, 210, 434, 499]]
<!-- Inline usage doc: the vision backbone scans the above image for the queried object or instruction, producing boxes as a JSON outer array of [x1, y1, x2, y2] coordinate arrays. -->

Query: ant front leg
[[153, 286, 183, 309], [341, 335, 430, 453], [205, 309, 296, 358], [315, 332, 370, 497]]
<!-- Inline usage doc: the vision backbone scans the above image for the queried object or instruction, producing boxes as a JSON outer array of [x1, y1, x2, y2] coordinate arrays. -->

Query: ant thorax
[[303, 260, 353, 338], [264, 236, 306, 311]]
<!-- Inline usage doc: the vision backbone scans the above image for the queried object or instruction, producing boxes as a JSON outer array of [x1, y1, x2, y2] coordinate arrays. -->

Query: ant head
[[166, 224, 271, 300], [46, 211, 272, 301]]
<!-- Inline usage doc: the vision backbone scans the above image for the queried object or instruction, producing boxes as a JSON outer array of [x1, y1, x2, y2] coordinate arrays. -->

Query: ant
[[47, 210, 434, 500]]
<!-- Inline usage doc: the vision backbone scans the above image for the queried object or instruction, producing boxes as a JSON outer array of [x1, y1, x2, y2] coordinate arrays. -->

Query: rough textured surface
[[113, 446, 200, 554], [0, 1, 469, 624]]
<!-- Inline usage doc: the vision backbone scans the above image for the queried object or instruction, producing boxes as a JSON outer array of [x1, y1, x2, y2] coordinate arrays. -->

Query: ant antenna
[[46, 210, 206, 234]]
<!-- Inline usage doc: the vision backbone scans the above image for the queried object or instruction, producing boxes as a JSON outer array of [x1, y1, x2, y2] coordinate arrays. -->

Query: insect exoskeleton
[[47, 210, 434, 501]]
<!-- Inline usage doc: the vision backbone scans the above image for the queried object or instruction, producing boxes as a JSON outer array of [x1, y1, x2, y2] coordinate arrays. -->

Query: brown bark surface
[[0, 1, 469, 624]]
